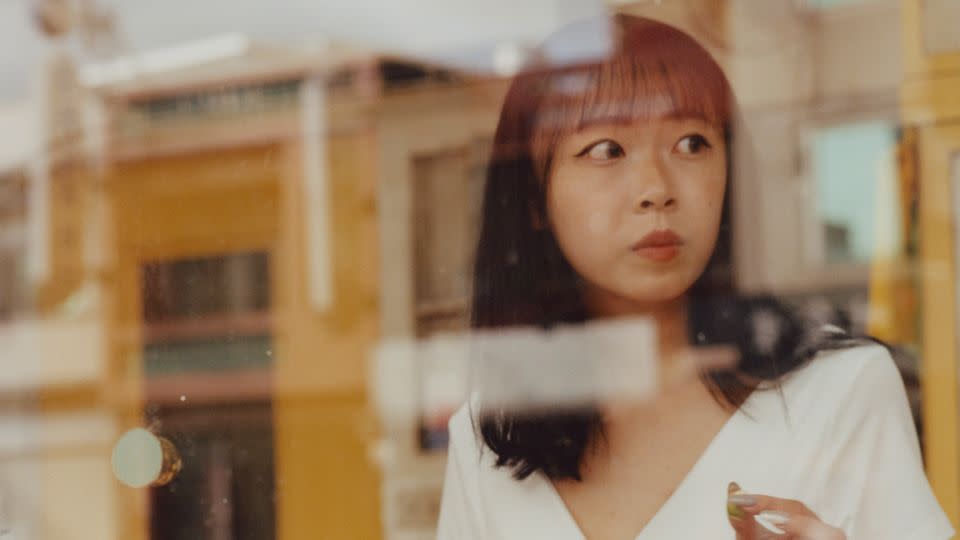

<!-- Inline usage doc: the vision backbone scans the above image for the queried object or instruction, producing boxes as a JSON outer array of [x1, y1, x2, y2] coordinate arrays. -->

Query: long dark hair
[[471, 14, 865, 481]]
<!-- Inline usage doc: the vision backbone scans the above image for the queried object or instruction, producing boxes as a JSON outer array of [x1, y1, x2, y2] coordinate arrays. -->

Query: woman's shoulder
[[448, 401, 474, 444], [786, 342, 901, 397], [774, 342, 907, 428], [447, 397, 485, 461]]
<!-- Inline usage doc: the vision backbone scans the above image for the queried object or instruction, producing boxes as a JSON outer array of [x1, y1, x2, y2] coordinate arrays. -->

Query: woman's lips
[[632, 230, 683, 262], [635, 244, 680, 261]]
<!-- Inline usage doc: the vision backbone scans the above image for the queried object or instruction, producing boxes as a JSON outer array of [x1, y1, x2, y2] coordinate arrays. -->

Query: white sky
[[0, 0, 608, 101]]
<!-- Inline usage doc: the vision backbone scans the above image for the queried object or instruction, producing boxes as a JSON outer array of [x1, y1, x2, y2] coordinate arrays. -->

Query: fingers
[[726, 482, 757, 540], [726, 485, 846, 540], [726, 508, 792, 540], [774, 513, 846, 540], [730, 493, 810, 516], [726, 511, 756, 540]]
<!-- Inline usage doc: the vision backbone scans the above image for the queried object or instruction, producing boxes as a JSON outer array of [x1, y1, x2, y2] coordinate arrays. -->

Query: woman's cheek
[[586, 208, 612, 236], [550, 207, 612, 282], [550, 178, 611, 244]]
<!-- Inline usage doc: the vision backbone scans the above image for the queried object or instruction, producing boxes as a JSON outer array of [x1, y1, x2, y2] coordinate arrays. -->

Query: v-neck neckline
[[534, 394, 753, 540]]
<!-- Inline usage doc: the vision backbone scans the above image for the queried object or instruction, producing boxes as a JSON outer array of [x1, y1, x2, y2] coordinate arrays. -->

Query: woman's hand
[[726, 483, 846, 540]]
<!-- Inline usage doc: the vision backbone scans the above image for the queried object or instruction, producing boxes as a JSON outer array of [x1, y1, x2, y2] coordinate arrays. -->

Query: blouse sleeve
[[436, 407, 486, 539], [837, 347, 955, 540]]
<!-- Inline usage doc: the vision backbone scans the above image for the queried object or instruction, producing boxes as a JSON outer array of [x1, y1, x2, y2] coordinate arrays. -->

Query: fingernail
[[756, 511, 790, 535], [726, 501, 746, 519], [726, 482, 748, 518], [758, 511, 789, 526], [728, 494, 757, 507]]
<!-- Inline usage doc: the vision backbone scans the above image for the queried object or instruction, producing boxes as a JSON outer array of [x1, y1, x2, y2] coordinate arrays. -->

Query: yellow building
[[28, 39, 383, 539], [901, 0, 960, 530], [22, 32, 509, 539]]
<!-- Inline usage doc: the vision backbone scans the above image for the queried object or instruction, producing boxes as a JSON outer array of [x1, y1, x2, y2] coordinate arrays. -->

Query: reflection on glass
[[112, 428, 182, 488], [811, 120, 900, 264]]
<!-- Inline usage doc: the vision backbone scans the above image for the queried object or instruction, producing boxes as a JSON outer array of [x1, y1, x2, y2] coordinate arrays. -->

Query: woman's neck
[[581, 286, 688, 358], [581, 285, 704, 427]]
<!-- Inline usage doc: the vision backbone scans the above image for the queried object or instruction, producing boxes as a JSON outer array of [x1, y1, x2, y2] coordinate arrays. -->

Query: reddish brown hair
[[522, 15, 734, 187]]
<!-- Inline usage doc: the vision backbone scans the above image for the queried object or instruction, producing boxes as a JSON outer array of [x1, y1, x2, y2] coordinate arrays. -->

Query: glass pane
[[2, 1, 959, 539]]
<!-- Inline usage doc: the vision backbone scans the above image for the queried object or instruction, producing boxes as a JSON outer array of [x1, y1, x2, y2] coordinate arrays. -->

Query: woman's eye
[[576, 140, 625, 161], [675, 134, 712, 155]]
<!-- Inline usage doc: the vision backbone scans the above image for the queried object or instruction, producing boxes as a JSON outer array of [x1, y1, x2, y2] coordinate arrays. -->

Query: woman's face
[[545, 115, 727, 312]]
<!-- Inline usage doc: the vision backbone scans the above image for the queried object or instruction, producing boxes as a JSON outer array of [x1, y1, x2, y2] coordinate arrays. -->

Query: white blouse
[[437, 344, 955, 539]]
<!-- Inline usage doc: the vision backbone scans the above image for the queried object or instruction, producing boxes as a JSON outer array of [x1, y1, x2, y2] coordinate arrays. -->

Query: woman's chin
[[617, 280, 691, 307]]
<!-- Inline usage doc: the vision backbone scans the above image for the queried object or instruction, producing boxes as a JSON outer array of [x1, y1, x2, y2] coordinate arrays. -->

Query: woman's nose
[[631, 159, 676, 212], [637, 194, 676, 211]]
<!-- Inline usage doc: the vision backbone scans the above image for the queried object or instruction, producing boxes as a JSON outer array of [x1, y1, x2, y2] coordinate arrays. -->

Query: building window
[[142, 252, 272, 376], [123, 79, 302, 132], [411, 139, 488, 338], [150, 404, 276, 540], [141, 251, 275, 540], [801, 0, 876, 8], [809, 120, 900, 265], [411, 138, 489, 450], [0, 252, 28, 321], [0, 169, 30, 320]]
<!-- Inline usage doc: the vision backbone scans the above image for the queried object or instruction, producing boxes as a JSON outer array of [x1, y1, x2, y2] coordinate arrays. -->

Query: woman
[[437, 14, 953, 540]]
